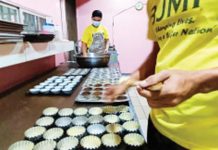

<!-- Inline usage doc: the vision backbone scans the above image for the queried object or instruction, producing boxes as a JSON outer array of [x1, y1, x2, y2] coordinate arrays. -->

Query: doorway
[[63, 0, 77, 61]]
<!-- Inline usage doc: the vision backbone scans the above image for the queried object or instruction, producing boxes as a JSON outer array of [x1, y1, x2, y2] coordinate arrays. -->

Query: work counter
[[0, 63, 150, 150]]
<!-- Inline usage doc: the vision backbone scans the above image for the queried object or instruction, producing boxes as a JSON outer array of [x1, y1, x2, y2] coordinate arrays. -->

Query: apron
[[89, 32, 105, 54]]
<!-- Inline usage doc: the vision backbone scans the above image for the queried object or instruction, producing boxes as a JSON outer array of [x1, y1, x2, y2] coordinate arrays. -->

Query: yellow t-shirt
[[147, 0, 218, 149], [81, 25, 109, 48]]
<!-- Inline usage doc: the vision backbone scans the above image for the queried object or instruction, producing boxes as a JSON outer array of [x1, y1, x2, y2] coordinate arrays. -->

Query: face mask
[[92, 21, 101, 27]]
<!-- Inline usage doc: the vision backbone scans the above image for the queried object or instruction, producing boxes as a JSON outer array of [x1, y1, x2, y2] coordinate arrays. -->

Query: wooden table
[[0, 63, 150, 150]]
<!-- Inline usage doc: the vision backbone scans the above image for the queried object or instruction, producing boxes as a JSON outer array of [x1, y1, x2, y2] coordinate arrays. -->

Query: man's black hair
[[92, 10, 103, 18]]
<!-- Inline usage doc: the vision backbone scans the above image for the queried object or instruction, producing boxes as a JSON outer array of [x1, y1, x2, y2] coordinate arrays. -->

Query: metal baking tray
[[63, 68, 91, 76], [10, 105, 148, 150], [83, 67, 121, 87], [27, 76, 83, 96], [75, 85, 130, 103], [75, 67, 128, 103]]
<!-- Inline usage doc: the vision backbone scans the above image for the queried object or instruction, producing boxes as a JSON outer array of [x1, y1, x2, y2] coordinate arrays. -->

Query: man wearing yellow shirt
[[106, 0, 218, 149], [81, 10, 109, 56]]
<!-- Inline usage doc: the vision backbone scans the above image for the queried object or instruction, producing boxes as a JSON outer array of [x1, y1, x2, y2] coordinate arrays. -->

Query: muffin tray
[[76, 68, 128, 103], [63, 68, 91, 76], [76, 85, 130, 103], [27, 75, 83, 96], [83, 68, 121, 86], [9, 105, 148, 150]]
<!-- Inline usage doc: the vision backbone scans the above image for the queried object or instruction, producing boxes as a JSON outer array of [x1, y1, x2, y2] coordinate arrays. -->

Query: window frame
[[0, 2, 20, 23], [0, 1, 47, 34], [20, 9, 47, 34]]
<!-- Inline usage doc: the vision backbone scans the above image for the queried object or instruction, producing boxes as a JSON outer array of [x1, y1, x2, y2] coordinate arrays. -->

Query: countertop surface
[[0, 63, 150, 150]]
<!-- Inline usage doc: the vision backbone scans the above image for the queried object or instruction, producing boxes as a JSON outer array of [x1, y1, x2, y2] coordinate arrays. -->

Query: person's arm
[[104, 39, 109, 53], [81, 27, 89, 56], [137, 68, 218, 108], [81, 42, 88, 56], [104, 27, 110, 53], [197, 68, 218, 93], [105, 42, 160, 99]]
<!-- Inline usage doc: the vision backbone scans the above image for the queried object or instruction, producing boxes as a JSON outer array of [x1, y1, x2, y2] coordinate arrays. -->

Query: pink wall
[[6, 0, 62, 27], [6, 0, 66, 66], [0, 0, 65, 93], [76, 0, 153, 73]]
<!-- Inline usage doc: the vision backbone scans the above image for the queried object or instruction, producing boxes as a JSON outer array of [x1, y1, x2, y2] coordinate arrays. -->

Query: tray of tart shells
[[27, 75, 83, 96], [83, 68, 121, 86], [8, 105, 147, 150], [90, 68, 121, 76], [63, 68, 91, 76], [75, 85, 130, 103], [84, 76, 120, 86]]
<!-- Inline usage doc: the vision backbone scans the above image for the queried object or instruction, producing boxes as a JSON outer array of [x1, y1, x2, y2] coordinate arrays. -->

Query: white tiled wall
[[128, 87, 151, 142]]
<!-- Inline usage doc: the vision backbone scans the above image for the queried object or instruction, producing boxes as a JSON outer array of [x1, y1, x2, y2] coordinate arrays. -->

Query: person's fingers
[[147, 99, 173, 108], [104, 84, 128, 101], [104, 87, 120, 100], [103, 94, 116, 101], [103, 98, 114, 103], [136, 85, 142, 91], [104, 89, 113, 96], [103, 90, 116, 99], [137, 86, 183, 108], [104, 86, 116, 95], [151, 71, 170, 83], [147, 100, 162, 108], [166, 98, 183, 107], [137, 80, 148, 87], [146, 97, 182, 108], [139, 71, 170, 88], [137, 88, 162, 100], [137, 88, 153, 98]]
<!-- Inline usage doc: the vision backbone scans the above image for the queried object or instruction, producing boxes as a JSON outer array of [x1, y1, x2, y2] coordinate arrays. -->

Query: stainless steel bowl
[[75, 53, 110, 68]]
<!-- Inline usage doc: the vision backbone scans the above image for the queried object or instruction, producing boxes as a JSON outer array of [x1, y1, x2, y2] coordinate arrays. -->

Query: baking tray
[[75, 85, 130, 103], [10, 105, 148, 150], [82, 67, 121, 87], [23, 33, 55, 43], [63, 68, 91, 76], [27, 76, 83, 96], [75, 67, 128, 103]]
